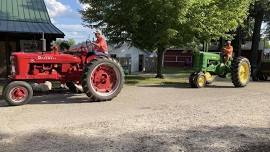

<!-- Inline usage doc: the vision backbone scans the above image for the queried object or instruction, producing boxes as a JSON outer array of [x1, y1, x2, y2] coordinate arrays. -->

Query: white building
[[109, 43, 156, 73]]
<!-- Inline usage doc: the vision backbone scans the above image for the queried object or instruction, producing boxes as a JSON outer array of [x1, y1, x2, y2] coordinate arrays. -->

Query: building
[[109, 43, 156, 73], [164, 49, 193, 67], [0, 0, 64, 77]]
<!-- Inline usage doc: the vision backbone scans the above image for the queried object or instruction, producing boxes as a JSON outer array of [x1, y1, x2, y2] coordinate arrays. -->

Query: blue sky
[[44, 0, 94, 43]]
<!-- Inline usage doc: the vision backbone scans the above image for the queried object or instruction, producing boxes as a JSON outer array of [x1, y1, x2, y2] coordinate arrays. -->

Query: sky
[[44, 0, 94, 43]]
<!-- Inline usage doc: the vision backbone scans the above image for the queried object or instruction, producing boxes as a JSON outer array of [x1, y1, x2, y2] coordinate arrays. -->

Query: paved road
[[0, 81, 270, 152]]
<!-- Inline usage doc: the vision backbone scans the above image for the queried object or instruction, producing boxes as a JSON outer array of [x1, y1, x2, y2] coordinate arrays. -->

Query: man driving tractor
[[91, 30, 108, 54], [222, 41, 233, 63]]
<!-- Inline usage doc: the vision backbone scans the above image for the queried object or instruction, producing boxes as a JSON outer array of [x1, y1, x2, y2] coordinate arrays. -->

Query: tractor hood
[[11, 52, 81, 64], [199, 52, 220, 60]]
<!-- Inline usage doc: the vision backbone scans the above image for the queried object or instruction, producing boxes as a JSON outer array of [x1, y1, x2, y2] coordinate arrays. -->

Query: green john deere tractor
[[189, 51, 251, 88]]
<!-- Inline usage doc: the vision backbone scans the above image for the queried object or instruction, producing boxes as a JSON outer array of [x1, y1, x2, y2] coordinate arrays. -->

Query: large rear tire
[[82, 57, 124, 101], [3, 81, 33, 106], [231, 57, 251, 87]]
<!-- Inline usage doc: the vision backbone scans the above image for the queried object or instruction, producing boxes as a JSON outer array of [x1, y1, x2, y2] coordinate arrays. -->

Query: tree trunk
[[155, 47, 165, 79], [218, 37, 225, 51], [251, 6, 264, 74], [233, 27, 243, 57]]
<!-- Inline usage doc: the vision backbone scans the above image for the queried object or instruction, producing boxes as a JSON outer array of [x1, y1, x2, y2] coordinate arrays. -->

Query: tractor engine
[[29, 63, 60, 76], [10, 52, 82, 81]]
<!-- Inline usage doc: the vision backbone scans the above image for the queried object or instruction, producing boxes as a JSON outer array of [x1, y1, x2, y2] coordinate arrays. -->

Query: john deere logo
[[37, 56, 56, 60]]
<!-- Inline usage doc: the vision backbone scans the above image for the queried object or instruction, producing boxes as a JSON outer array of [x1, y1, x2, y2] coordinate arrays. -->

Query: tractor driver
[[91, 30, 109, 54], [222, 41, 233, 63]]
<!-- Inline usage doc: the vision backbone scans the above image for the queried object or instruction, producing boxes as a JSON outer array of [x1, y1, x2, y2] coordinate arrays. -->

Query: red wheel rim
[[90, 63, 120, 96], [9, 86, 28, 103]]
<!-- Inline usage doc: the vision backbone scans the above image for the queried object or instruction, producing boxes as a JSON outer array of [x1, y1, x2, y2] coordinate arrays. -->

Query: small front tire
[[194, 72, 207, 88], [189, 72, 197, 88], [3, 81, 33, 106]]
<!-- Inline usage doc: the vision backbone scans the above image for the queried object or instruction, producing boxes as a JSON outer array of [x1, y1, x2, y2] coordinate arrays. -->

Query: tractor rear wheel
[[194, 72, 207, 88], [3, 81, 33, 106], [231, 57, 251, 87], [82, 57, 124, 101]]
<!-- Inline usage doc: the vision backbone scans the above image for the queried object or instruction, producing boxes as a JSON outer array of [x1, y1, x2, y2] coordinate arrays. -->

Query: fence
[[164, 54, 193, 67], [116, 57, 131, 74], [144, 57, 157, 73]]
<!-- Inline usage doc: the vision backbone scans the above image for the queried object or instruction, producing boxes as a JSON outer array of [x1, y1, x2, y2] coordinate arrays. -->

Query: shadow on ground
[[139, 82, 191, 88], [0, 90, 95, 107], [139, 82, 238, 89], [0, 126, 270, 152]]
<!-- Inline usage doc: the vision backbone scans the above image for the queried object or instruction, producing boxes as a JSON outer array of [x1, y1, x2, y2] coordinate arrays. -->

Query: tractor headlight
[[10, 56, 16, 75]]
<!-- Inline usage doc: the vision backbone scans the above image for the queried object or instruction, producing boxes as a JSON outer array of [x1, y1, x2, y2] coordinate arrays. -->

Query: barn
[[0, 0, 64, 78]]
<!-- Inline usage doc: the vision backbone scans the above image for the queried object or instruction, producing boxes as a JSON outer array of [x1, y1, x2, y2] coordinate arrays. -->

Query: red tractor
[[2, 38, 124, 106]]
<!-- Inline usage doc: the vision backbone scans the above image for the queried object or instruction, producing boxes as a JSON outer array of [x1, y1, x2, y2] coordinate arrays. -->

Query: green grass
[[162, 67, 194, 75], [125, 67, 193, 86]]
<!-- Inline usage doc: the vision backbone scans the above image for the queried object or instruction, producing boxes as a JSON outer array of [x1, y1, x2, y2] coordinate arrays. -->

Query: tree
[[59, 41, 71, 51], [80, 0, 251, 78], [249, 0, 270, 74], [52, 39, 76, 51], [67, 38, 76, 47]]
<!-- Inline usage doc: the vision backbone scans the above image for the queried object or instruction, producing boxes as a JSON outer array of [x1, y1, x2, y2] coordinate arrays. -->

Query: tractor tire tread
[[81, 57, 124, 102], [231, 57, 251, 87]]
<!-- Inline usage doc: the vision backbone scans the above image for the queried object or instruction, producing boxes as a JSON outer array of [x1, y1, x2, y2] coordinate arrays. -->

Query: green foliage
[[59, 41, 71, 51], [52, 38, 76, 51], [186, 0, 251, 42], [67, 38, 76, 47], [80, 0, 252, 50]]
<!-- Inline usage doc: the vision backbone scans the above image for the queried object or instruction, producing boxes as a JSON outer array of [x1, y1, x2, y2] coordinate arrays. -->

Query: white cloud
[[50, 18, 56, 24], [76, 0, 90, 10], [55, 24, 95, 43], [44, 0, 70, 17]]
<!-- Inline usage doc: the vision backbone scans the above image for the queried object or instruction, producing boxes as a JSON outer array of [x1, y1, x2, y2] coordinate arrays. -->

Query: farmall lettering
[[37, 56, 57, 60]]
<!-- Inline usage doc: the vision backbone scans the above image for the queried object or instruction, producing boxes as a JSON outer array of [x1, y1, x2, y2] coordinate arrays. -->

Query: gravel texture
[[0, 81, 270, 152]]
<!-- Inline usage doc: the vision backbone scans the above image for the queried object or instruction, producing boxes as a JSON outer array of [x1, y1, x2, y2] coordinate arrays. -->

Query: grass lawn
[[125, 67, 193, 86]]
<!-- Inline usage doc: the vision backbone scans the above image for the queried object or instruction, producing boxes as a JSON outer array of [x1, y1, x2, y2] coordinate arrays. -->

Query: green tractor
[[189, 51, 251, 88]]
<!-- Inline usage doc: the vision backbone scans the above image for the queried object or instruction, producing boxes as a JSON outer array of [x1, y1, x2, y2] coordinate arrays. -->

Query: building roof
[[0, 0, 64, 37]]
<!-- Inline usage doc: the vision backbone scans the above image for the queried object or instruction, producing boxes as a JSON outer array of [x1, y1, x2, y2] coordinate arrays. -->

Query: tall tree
[[80, 0, 251, 78], [250, 0, 270, 74]]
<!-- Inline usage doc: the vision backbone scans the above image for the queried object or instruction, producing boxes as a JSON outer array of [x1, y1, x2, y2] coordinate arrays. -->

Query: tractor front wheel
[[193, 72, 207, 88], [205, 72, 216, 84], [3, 81, 33, 106], [82, 57, 124, 101], [231, 57, 251, 87], [189, 72, 197, 88]]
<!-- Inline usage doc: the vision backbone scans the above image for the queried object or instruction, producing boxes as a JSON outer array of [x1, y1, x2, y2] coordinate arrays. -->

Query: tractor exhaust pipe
[[41, 32, 46, 52]]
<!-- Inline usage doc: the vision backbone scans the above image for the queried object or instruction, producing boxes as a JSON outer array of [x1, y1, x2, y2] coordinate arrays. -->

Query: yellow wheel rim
[[239, 62, 250, 84], [198, 75, 206, 87], [205, 72, 215, 82]]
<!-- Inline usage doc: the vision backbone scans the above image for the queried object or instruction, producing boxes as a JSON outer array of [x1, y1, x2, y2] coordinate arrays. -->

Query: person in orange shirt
[[91, 30, 108, 54], [222, 41, 233, 63]]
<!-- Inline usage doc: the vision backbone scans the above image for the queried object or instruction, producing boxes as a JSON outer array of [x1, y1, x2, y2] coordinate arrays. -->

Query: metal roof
[[0, 0, 64, 37]]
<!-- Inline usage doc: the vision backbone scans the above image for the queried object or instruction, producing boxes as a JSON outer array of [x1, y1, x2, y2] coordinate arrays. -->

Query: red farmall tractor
[[2, 38, 124, 106]]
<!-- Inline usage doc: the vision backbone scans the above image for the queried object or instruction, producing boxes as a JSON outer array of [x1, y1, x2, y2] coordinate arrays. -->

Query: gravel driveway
[[0, 81, 270, 152]]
